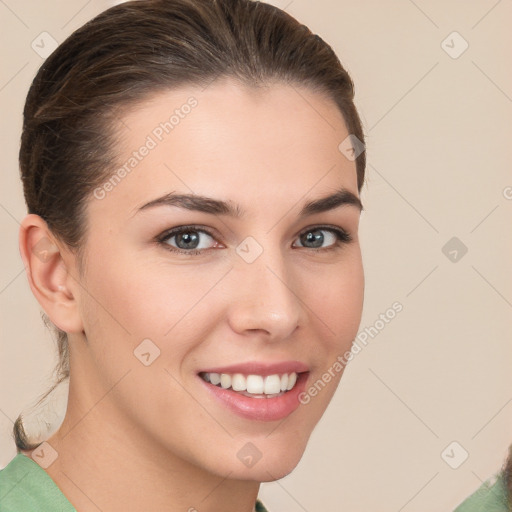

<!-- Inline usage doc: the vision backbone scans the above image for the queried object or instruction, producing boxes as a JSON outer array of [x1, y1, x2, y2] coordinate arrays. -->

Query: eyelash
[[156, 224, 353, 256]]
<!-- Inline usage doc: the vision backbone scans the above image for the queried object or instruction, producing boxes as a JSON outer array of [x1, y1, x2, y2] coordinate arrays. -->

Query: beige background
[[1, 0, 511, 511]]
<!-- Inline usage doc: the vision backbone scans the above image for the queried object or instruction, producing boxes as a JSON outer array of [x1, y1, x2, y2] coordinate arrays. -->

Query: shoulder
[[0, 453, 75, 512], [454, 471, 509, 512]]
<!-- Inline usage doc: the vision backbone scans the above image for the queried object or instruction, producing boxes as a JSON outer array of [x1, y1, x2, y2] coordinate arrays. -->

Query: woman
[[0, 0, 366, 510]]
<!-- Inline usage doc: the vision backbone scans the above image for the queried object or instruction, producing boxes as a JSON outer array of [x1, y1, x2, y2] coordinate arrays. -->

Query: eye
[[156, 224, 352, 256], [157, 226, 219, 255], [292, 226, 352, 250]]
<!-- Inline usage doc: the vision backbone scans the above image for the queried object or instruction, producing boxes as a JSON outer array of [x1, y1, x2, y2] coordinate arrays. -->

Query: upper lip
[[198, 361, 309, 376]]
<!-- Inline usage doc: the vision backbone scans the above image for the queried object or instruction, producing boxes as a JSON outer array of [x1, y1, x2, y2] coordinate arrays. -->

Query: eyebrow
[[137, 187, 363, 218]]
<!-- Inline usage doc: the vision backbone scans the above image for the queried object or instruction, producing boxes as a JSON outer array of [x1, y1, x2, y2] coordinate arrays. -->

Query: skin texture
[[19, 79, 364, 512]]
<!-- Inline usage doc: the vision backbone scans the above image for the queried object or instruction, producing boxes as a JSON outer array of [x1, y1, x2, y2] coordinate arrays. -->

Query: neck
[[30, 366, 260, 511]]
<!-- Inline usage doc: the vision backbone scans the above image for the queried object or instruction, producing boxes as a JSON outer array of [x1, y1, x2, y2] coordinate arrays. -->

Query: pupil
[[177, 231, 199, 249], [302, 230, 323, 248]]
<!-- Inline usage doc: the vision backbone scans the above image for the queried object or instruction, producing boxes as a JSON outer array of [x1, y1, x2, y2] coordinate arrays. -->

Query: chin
[[222, 437, 309, 482], [251, 461, 301, 482]]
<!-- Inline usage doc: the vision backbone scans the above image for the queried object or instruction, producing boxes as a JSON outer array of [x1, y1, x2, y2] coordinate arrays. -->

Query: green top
[[454, 471, 509, 512], [0, 453, 269, 511], [0, 453, 73, 512]]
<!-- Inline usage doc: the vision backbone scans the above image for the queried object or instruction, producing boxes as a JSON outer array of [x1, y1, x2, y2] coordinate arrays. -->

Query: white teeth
[[220, 373, 231, 389], [264, 375, 282, 395], [209, 373, 221, 385], [246, 375, 264, 394], [280, 373, 288, 392], [287, 372, 297, 390], [201, 371, 299, 396], [231, 373, 246, 392]]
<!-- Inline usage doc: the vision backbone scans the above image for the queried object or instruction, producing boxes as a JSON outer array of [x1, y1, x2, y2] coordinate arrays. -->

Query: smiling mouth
[[199, 371, 299, 398]]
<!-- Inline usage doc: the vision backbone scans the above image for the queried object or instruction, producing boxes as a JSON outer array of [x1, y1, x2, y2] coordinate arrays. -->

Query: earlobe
[[19, 214, 84, 334]]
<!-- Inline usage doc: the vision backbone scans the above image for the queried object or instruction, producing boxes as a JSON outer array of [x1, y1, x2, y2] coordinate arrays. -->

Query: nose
[[226, 246, 302, 342]]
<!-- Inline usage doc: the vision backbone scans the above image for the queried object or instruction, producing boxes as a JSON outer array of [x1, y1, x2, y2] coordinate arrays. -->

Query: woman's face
[[70, 79, 364, 480]]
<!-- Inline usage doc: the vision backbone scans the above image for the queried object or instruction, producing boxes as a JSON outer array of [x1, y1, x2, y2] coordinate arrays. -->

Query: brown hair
[[15, 0, 366, 451]]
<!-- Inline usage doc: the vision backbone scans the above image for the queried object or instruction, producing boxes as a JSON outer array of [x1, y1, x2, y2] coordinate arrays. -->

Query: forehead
[[91, 78, 358, 219]]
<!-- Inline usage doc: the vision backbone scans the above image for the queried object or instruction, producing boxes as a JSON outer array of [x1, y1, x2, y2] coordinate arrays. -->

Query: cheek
[[81, 252, 208, 339], [76, 249, 231, 385], [79, 242, 364, 366], [293, 259, 363, 431], [308, 253, 364, 346]]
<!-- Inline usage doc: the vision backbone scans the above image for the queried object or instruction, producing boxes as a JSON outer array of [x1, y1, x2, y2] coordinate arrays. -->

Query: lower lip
[[198, 372, 309, 422]]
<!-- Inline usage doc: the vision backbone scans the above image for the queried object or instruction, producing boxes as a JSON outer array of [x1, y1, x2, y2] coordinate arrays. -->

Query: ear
[[19, 214, 84, 334]]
